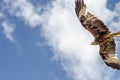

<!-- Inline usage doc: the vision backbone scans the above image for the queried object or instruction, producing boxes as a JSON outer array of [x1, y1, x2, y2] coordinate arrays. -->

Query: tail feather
[[112, 31, 120, 37], [105, 31, 120, 39]]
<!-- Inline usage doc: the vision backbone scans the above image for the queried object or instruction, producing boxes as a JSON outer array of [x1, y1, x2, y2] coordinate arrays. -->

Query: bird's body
[[75, 0, 120, 70]]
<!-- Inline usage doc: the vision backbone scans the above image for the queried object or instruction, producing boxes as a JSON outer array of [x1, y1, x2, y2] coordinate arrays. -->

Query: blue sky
[[0, 0, 68, 80], [0, 0, 120, 80]]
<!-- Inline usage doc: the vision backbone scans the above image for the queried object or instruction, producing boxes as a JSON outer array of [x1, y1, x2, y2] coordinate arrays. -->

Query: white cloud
[[41, 0, 120, 80], [2, 0, 120, 80], [3, 0, 42, 27], [109, 2, 120, 32], [2, 21, 15, 42]]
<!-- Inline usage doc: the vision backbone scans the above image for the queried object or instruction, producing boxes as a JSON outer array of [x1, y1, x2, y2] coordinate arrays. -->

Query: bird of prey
[[75, 0, 120, 70]]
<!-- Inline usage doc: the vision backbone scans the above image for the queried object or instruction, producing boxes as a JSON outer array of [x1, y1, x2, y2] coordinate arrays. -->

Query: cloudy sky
[[0, 0, 120, 80]]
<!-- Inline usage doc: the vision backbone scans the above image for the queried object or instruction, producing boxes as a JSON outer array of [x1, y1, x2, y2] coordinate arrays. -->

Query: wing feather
[[75, 0, 110, 43], [99, 39, 120, 69]]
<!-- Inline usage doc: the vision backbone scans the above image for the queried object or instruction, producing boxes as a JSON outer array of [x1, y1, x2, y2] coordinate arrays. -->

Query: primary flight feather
[[75, 0, 120, 70]]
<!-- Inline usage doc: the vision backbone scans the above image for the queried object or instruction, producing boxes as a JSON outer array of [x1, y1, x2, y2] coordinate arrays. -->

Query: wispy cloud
[[41, 0, 117, 80], [109, 2, 120, 32], [1, 0, 120, 80], [3, 0, 42, 27], [41, 0, 120, 80], [2, 21, 15, 42]]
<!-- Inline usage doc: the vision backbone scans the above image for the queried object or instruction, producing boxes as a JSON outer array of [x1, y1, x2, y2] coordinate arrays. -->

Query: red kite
[[75, 0, 120, 69]]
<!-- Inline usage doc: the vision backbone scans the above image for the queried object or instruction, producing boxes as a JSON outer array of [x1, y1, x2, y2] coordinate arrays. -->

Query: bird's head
[[90, 41, 99, 45]]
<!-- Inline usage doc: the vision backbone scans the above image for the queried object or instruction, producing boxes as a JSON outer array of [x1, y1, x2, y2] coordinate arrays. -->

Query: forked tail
[[106, 31, 120, 39], [112, 31, 120, 37]]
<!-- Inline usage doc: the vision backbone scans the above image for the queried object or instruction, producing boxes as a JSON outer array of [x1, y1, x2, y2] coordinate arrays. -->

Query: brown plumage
[[75, 0, 120, 70]]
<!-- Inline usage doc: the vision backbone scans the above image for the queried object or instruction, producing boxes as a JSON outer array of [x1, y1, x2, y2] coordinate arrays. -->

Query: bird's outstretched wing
[[99, 38, 120, 69], [75, 0, 120, 69], [75, 0, 110, 44]]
